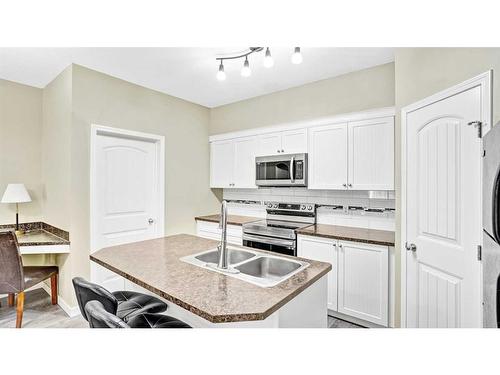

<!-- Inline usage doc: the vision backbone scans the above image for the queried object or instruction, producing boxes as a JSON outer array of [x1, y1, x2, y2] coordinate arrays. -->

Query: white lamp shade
[[1, 184, 32, 203]]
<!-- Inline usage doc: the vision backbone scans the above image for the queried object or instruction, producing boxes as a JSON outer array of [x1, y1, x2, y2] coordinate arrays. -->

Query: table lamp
[[1, 183, 32, 235]]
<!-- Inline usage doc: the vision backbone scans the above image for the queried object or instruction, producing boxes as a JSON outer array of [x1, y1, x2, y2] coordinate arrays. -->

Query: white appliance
[[483, 122, 500, 328]]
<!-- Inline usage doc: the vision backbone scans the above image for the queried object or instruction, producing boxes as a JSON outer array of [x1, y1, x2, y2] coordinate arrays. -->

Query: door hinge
[[477, 245, 482, 261], [468, 121, 483, 138]]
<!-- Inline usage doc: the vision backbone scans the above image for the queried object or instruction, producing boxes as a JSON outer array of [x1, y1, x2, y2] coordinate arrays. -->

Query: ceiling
[[0, 48, 394, 108]]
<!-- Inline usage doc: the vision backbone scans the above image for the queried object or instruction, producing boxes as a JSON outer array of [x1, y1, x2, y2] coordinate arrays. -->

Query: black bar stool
[[85, 300, 191, 328], [72, 277, 168, 323]]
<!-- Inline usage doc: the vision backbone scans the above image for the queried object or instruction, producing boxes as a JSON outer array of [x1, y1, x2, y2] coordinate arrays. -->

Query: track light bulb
[[241, 56, 251, 77], [263, 47, 274, 68], [291, 47, 303, 64], [216, 61, 226, 81]]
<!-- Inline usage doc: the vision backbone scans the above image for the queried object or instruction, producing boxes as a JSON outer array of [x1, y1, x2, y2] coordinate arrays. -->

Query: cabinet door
[[210, 140, 234, 188], [337, 240, 388, 326], [308, 123, 348, 189], [233, 136, 258, 189], [297, 235, 337, 311], [257, 132, 282, 156], [348, 116, 394, 190], [281, 128, 307, 154]]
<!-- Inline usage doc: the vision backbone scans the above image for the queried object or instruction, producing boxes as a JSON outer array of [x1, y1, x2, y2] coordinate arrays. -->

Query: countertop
[[195, 214, 261, 226], [0, 222, 70, 247], [90, 234, 331, 323], [296, 224, 395, 246], [16, 229, 70, 246]]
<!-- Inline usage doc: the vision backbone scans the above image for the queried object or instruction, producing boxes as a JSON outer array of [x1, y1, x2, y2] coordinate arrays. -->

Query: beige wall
[[58, 64, 220, 306], [41, 67, 72, 231], [393, 48, 500, 327], [209, 62, 395, 135], [0, 79, 43, 224], [40, 67, 74, 300]]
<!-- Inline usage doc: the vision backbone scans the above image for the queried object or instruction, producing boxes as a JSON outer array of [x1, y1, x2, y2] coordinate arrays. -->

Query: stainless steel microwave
[[255, 153, 307, 187]]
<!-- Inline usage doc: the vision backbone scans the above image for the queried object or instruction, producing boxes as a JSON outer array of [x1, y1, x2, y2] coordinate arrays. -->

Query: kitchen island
[[90, 234, 331, 328]]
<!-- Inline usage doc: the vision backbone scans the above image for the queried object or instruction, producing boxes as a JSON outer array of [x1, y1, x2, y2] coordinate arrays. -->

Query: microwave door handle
[[290, 156, 295, 183]]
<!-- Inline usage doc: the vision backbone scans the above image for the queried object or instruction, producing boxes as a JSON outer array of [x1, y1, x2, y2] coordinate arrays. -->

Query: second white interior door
[[91, 128, 163, 291], [405, 86, 483, 327]]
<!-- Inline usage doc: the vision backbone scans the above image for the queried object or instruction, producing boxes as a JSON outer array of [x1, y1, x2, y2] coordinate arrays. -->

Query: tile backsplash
[[223, 188, 396, 231], [223, 188, 395, 209]]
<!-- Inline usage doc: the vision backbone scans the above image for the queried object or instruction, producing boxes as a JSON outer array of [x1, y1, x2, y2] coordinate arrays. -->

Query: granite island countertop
[[90, 234, 331, 323], [195, 214, 260, 226], [296, 224, 395, 246]]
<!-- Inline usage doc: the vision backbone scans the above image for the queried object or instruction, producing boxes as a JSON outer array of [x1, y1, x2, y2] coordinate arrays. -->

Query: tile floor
[[1, 288, 364, 328]]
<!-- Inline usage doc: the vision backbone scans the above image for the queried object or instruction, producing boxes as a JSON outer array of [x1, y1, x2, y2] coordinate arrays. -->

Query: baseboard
[[40, 283, 81, 318]]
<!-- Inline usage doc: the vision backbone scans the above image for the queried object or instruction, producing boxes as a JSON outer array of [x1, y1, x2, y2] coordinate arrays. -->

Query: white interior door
[[348, 117, 394, 190], [406, 86, 482, 327], [91, 129, 163, 292], [308, 123, 348, 189]]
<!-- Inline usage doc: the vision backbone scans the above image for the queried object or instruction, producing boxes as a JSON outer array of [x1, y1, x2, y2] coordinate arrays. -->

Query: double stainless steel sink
[[181, 246, 309, 287]]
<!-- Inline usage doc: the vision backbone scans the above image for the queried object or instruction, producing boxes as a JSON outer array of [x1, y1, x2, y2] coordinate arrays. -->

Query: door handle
[[290, 156, 295, 183], [148, 218, 154, 225], [405, 242, 417, 252]]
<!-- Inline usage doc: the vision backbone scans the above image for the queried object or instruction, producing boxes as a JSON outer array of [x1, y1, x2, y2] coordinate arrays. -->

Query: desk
[[18, 229, 70, 254], [0, 222, 70, 255]]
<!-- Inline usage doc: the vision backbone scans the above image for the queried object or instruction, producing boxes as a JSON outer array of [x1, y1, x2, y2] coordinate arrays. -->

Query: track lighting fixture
[[215, 47, 301, 81], [263, 47, 274, 68], [291, 47, 303, 64], [216, 61, 226, 81], [241, 56, 251, 77]]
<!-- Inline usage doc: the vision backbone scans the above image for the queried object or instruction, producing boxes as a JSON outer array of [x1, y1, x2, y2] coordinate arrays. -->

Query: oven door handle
[[290, 156, 295, 183], [243, 234, 296, 249]]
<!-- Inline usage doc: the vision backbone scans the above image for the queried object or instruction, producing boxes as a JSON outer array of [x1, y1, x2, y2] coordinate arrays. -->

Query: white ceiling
[[0, 47, 394, 108]]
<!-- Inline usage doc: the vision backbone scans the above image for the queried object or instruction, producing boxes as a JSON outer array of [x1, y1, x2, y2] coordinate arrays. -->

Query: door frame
[[400, 71, 492, 327], [90, 124, 165, 254]]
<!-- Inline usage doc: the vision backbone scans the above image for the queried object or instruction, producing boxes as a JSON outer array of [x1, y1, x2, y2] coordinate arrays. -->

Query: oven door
[[242, 233, 296, 257], [255, 153, 307, 187]]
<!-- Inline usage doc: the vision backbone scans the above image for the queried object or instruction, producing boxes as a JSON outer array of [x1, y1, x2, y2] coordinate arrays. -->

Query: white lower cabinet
[[297, 235, 338, 311], [297, 235, 389, 327], [337, 240, 388, 326], [196, 220, 243, 245]]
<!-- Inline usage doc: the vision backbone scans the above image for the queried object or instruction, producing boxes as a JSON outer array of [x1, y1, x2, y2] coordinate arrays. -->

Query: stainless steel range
[[242, 202, 316, 256]]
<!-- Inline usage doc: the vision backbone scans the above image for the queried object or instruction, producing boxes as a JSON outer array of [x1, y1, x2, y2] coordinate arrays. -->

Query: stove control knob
[[267, 203, 273, 208], [301, 205, 306, 210], [307, 205, 313, 210], [273, 204, 278, 208]]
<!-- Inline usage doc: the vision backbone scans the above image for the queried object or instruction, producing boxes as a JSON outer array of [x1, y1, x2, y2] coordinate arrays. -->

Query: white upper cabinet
[[210, 139, 234, 188], [308, 123, 348, 189], [257, 128, 307, 156], [233, 136, 258, 189], [209, 108, 395, 191], [281, 128, 308, 154], [308, 116, 394, 190], [348, 117, 394, 190], [258, 132, 282, 156], [210, 136, 258, 189]]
